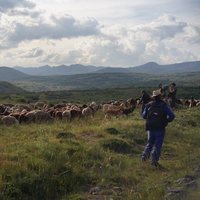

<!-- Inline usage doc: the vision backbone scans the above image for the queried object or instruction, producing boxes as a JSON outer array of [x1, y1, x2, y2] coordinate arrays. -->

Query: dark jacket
[[140, 92, 151, 105], [142, 100, 175, 130]]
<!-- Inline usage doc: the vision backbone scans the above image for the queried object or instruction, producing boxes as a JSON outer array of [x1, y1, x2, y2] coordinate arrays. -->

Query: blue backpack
[[146, 101, 168, 130]]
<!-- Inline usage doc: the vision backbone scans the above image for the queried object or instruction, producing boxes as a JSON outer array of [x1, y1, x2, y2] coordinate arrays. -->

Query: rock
[[167, 188, 184, 193], [89, 186, 101, 195], [165, 187, 185, 200], [175, 175, 197, 188]]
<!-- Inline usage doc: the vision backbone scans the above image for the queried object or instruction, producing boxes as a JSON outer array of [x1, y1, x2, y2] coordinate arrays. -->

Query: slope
[[0, 81, 25, 93], [0, 67, 30, 81]]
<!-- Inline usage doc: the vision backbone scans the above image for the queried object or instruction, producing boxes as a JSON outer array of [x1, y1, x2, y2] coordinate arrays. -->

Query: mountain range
[[14, 64, 103, 76], [0, 60, 200, 92], [13, 61, 200, 76]]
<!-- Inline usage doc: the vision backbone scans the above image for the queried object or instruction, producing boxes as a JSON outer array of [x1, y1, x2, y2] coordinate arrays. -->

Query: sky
[[0, 0, 200, 67]]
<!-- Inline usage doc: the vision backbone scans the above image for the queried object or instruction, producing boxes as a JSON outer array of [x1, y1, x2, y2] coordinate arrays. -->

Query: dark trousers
[[142, 130, 165, 164], [169, 97, 176, 108]]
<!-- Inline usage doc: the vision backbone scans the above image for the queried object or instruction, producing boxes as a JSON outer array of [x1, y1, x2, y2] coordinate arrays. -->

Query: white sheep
[[1, 116, 19, 126]]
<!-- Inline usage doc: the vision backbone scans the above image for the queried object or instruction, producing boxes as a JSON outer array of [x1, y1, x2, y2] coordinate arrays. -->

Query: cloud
[[1, 14, 200, 67], [148, 15, 187, 39], [0, 0, 35, 12], [7, 8, 41, 18], [42, 50, 83, 64], [4, 14, 100, 46], [41, 14, 200, 67], [22, 47, 44, 58]]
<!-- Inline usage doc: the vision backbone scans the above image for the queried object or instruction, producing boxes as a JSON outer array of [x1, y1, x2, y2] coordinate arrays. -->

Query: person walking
[[168, 83, 177, 108], [141, 90, 175, 167], [138, 90, 151, 114], [158, 83, 168, 101]]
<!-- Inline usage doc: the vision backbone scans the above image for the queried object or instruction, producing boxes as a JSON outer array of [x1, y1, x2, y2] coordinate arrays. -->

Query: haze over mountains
[[13, 61, 200, 76], [14, 64, 103, 76]]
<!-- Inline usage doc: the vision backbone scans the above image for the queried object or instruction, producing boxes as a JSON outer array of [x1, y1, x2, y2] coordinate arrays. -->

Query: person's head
[[152, 90, 162, 100], [172, 82, 176, 86], [141, 90, 146, 94], [158, 83, 163, 88]]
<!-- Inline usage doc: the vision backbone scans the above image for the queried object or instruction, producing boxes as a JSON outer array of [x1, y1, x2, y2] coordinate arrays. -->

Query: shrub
[[101, 139, 135, 154]]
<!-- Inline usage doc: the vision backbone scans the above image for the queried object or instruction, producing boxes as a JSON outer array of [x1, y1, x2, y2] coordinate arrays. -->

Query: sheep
[[127, 98, 137, 106], [34, 102, 45, 110], [25, 110, 37, 123], [18, 110, 54, 124], [34, 110, 54, 123], [0, 107, 10, 116], [89, 101, 99, 112], [19, 113, 29, 124], [196, 101, 200, 107], [9, 113, 21, 120], [82, 106, 94, 118], [54, 111, 63, 120], [0, 105, 6, 113], [17, 110, 52, 124], [14, 104, 31, 112], [62, 110, 71, 122], [184, 100, 190, 108], [103, 99, 136, 119], [1, 116, 19, 126], [102, 104, 121, 113], [122, 106, 135, 116], [189, 99, 200, 108], [53, 103, 66, 109], [104, 107, 123, 119], [70, 107, 82, 120]]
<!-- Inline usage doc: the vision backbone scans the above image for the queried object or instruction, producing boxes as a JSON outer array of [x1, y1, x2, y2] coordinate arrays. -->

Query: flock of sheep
[[0, 97, 199, 126], [0, 98, 136, 126]]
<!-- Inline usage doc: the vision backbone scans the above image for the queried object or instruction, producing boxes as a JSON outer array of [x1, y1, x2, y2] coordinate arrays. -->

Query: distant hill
[[0, 81, 25, 93], [6, 60, 200, 76], [0, 67, 30, 81], [13, 73, 150, 91], [129, 61, 200, 74], [95, 61, 200, 74], [14, 64, 103, 76]]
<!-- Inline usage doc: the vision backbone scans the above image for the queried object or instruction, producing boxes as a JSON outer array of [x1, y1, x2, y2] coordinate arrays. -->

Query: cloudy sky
[[0, 0, 200, 67]]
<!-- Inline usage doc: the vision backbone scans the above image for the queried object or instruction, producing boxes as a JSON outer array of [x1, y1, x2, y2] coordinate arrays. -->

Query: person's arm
[[164, 105, 175, 122], [138, 95, 144, 104], [142, 105, 149, 119]]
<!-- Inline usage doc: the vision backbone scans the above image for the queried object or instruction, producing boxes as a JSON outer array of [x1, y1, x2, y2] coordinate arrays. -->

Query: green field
[[0, 107, 200, 199], [1, 86, 200, 105]]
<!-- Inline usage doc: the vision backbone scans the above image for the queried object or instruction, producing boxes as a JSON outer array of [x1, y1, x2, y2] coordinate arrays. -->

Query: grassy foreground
[[0, 108, 200, 200]]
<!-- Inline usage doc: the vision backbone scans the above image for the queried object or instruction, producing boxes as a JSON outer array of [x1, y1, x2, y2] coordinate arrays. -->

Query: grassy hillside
[[0, 81, 25, 94], [0, 67, 29, 81], [13, 72, 200, 92], [0, 108, 200, 199]]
